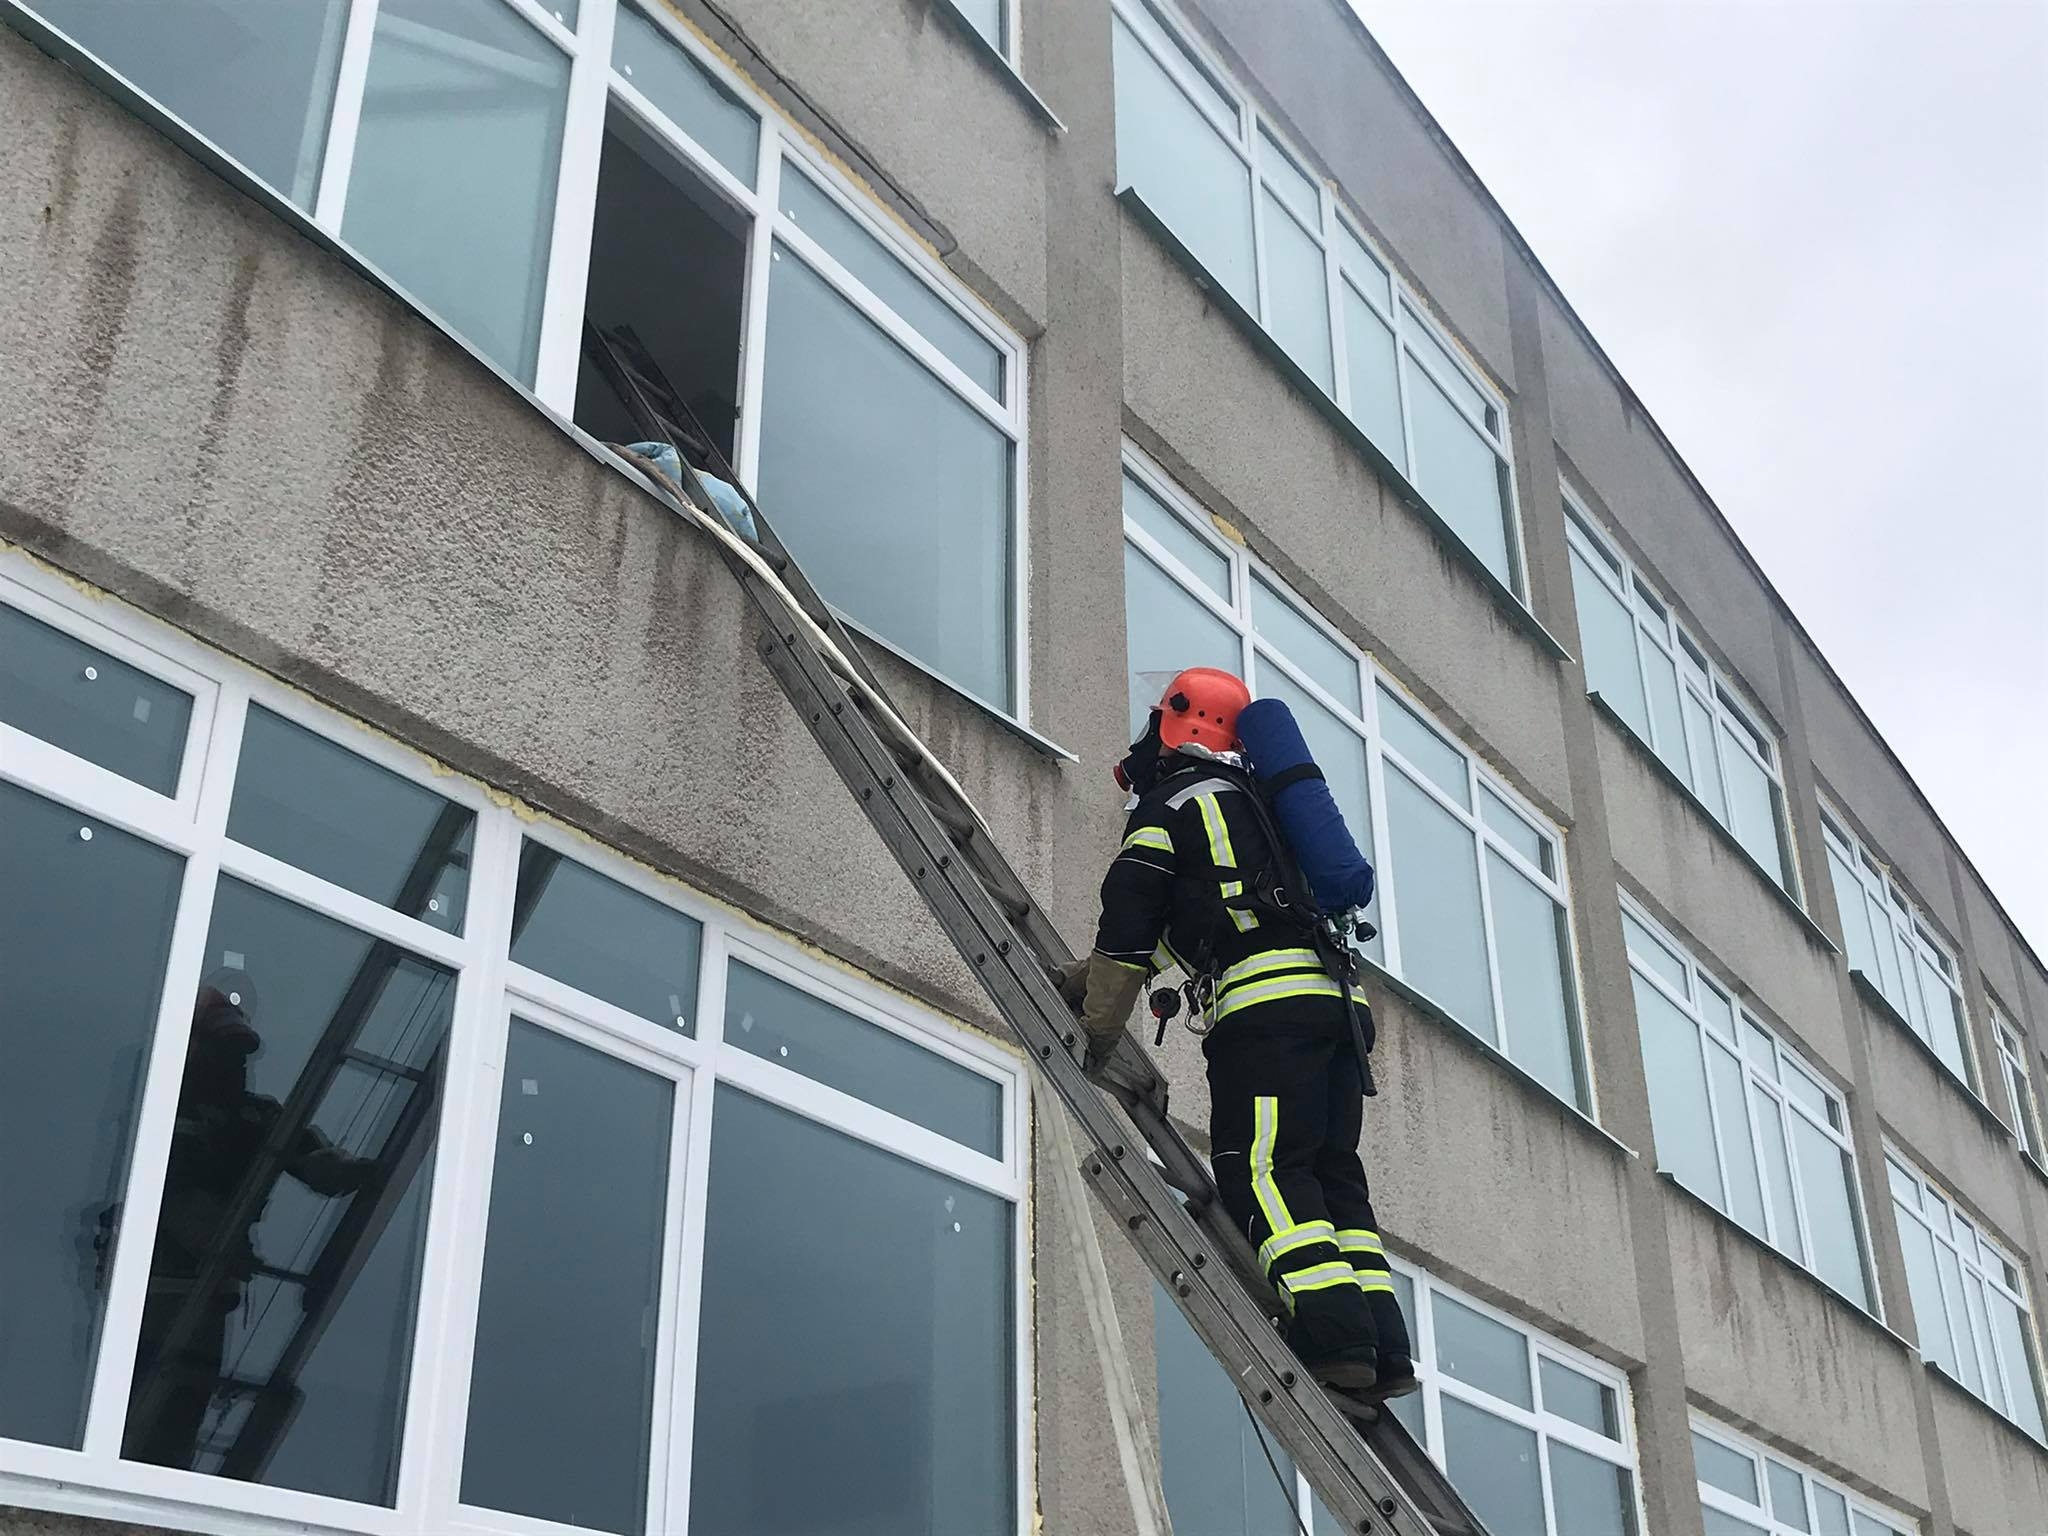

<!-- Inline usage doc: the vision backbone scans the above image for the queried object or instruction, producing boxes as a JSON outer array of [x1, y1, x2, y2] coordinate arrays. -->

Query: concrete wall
[[1928, 1376, 2048, 1536], [1662, 1189, 1931, 1514]]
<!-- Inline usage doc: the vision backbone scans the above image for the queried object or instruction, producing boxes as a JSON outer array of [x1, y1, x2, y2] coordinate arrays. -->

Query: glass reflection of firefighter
[[123, 971, 375, 1470]]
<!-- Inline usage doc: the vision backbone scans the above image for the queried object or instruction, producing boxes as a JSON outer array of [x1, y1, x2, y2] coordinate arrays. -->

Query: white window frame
[[0, 549, 1032, 1536], [1690, 1415, 1919, 1536], [16, 0, 1033, 724], [1993, 1009, 2045, 1168], [1121, 445, 1591, 1111], [1886, 1148, 2048, 1441], [1818, 805, 1979, 1096], [941, 0, 1020, 61], [1108, 0, 1529, 599], [1619, 895, 1880, 1312], [1389, 1263, 1646, 1536], [1563, 488, 1798, 897]]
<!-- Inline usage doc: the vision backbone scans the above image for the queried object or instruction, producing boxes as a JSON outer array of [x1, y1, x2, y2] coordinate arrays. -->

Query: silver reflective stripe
[[1164, 776, 1242, 810]]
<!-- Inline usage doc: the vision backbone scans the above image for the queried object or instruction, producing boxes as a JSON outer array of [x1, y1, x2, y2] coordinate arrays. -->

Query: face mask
[[1113, 710, 1167, 795]]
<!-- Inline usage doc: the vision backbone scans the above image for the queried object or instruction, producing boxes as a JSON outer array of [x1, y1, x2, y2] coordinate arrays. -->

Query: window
[[1153, 1264, 1641, 1536], [1109, 0, 1526, 595], [22, 0, 1029, 718], [1691, 1418, 1918, 1536], [1994, 1011, 2044, 1168], [1123, 449, 1589, 1110], [1887, 1151, 2047, 1442], [1621, 898, 1876, 1310], [0, 558, 1027, 1535], [1564, 496, 1797, 896], [1819, 809, 1976, 1092]]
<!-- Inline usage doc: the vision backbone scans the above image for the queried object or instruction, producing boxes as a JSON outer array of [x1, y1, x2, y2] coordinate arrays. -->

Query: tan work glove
[[1076, 952, 1146, 1079]]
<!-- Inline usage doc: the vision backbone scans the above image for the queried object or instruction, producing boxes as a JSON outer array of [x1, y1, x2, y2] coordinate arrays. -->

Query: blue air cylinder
[[1235, 697, 1376, 914]]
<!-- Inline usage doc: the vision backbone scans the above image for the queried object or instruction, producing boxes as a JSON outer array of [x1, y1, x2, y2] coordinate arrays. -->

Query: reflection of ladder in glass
[[129, 807, 469, 1478], [586, 326, 1494, 1536]]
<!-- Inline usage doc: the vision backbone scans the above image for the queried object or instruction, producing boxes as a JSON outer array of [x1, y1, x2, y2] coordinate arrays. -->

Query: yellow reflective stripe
[[1121, 826, 1173, 854], [1335, 1229, 1384, 1256], [1250, 1096, 1291, 1237], [1278, 1261, 1361, 1295], [1356, 1273, 1396, 1294], [1198, 794, 1259, 932], [1218, 948, 1321, 991], [1103, 955, 1145, 973], [1258, 1219, 1335, 1271], [1216, 974, 1369, 1020]]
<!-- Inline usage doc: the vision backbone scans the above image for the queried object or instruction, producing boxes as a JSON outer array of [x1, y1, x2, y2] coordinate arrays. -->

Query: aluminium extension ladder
[[583, 323, 1493, 1536]]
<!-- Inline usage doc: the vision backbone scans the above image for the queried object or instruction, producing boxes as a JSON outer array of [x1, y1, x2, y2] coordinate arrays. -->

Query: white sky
[[1351, 0, 2048, 961]]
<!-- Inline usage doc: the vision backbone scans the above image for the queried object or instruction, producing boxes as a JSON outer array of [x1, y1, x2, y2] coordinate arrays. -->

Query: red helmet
[[1155, 667, 1249, 752]]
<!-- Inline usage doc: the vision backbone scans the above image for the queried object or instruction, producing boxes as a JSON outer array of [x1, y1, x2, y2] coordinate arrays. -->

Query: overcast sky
[[1351, 0, 2048, 962]]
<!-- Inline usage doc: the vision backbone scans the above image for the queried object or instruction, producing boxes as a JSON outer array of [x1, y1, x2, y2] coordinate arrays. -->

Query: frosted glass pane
[[1258, 125, 1319, 223], [343, 0, 568, 380], [1341, 283, 1405, 472], [1642, 639, 1688, 779], [1791, 1117, 1869, 1309], [1409, 365, 1514, 586], [1692, 1432, 1757, 1502], [1124, 473, 1230, 599], [1754, 1085, 1804, 1264], [1442, 1399, 1543, 1536], [1434, 1295, 1530, 1409], [1811, 1486, 1850, 1536], [780, 166, 1002, 399], [28, 0, 347, 208], [1572, 552, 1649, 738], [1252, 577, 1358, 710], [1723, 737, 1791, 888], [1386, 771, 1493, 1041], [1684, 693, 1727, 821], [1261, 190, 1333, 392], [1702, 1511, 1769, 1536], [1539, 1358, 1619, 1439], [1153, 1282, 1299, 1536], [1403, 307, 1488, 423], [1480, 787, 1548, 872], [1766, 1461, 1809, 1531], [1633, 976, 1721, 1206], [1622, 913, 1687, 995], [1113, 16, 1254, 308], [1548, 1441, 1636, 1536], [1898, 1215, 1953, 1373], [611, 1, 757, 183], [0, 603, 194, 796], [945, 0, 1005, 53], [1988, 1290, 2047, 1441], [1708, 1039, 1766, 1236], [1488, 852, 1580, 1106], [1916, 959, 1971, 1083], [760, 248, 1014, 709], [1123, 544, 1240, 737], [1828, 850, 1881, 978], [1378, 686, 1469, 809], [1935, 1244, 1982, 1394]]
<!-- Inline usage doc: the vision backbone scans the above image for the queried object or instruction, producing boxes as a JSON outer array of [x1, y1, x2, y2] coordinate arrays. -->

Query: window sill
[[1653, 1170, 1910, 1350], [1357, 953, 1637, 1161], [1115, 186, 1573, 667], [929, 1, 1066, 132], [1846, 970, 2007, 1138], [1921, 1356, 2048, 1450], [598, 443, 1079, 764], [1586, 690, 1836, 958]]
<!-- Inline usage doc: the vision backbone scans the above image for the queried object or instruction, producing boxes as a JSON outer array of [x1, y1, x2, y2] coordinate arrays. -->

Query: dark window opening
[[575, 105, 748, 467]]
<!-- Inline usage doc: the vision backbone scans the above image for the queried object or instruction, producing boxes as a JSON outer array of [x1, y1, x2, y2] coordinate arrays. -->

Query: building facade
[[0, 1, 2044, 1534]]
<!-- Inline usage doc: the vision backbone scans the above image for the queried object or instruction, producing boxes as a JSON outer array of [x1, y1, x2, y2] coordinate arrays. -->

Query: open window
[[574, 104, 747, 468]]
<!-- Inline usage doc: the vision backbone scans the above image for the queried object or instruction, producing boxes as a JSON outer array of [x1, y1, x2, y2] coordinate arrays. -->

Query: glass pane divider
[[531, 0, 618, 410], [312, 0, 382, 229], [503, 968, 712, 1077], [0, 727, 208, 858], [499, 0, 579, 52], [75, 844, 225, 1459], [713, 1049, 1020, 1199], [1111, 0, 1246, 149], [769, 225, 1016, 432], [657, 1039, 723, 1536], [733, 128, 780, 490], [1124, 523, 1242, 631], [214, 839, 473, 970], [403, 810, 521, 1525], [1247, 637, 1371, 745]]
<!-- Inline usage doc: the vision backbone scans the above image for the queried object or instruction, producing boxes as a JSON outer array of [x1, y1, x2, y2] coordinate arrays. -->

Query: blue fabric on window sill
[[625, 442, 759, 542]]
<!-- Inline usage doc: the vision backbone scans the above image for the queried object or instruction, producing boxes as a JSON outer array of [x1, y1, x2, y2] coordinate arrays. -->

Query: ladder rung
[[342, 1047, 426, 1081]]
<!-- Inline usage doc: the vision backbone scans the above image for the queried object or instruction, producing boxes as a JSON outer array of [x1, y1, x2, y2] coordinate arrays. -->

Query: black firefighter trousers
[[1204, 997, 1412, 1365]]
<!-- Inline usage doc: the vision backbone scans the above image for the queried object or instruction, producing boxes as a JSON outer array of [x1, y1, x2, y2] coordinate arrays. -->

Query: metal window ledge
[[928, 0, 1066, 132], [1116, 186, 1572, 666], [1847, 970, 2010, 1140], [1652, 1170, 1912, 1350], [1357, 953, 1638, 1161], [1586, 690, 1837, 957], [1921, 1354, 2048, 1450]]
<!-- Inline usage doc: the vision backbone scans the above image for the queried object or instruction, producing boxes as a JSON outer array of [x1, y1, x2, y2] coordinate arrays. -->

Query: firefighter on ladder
[[1068, 667, 1416, 1401]]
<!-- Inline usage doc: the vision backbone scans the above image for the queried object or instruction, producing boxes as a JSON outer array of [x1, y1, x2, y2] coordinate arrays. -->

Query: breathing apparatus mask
[[1113, 709, 1168, 795]]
